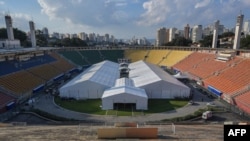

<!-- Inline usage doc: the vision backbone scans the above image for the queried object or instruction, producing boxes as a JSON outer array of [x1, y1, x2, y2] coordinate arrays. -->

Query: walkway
[[33, 88, 216, 123]]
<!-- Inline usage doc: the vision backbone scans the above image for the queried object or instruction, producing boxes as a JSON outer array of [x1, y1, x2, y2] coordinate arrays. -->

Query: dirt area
[[0, 123, 224, 141]]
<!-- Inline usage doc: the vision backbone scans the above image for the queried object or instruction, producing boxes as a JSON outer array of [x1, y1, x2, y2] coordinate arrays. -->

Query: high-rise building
[[192, 25, 203, 43], [104, 34, 109, 42], [233, 13, 244, 50], [212, 20, 219, 48], [166, 29, 170, 43], [42, 27, 49, 39], [184, 24, 190, 39], [156, 27, 167, 46], [29, 21, 36, 48], [243, 20, 250, 36], [5, 15, 14, 40], [169, 28, 177, 42]]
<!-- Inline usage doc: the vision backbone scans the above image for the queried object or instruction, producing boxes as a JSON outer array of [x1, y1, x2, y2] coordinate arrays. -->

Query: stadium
[[0, 12, 250, 140], [0, 46, 250, 139], [1, 47, 250, 114]]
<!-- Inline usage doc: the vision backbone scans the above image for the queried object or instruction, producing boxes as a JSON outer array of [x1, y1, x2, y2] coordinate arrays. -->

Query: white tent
[[129, 61, 191, 99], [59, 60, 120, 99], [102, 78, 148, 110]]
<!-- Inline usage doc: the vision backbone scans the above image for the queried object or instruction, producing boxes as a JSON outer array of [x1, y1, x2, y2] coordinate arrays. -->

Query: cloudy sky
[[0, 0, 250, 39]]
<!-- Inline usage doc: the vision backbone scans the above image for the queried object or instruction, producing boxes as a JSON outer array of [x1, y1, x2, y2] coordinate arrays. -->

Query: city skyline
[[0, 0, 250, 39]]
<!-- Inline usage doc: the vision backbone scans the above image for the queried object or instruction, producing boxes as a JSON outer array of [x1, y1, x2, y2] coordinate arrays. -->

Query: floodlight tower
[[233, 13, 244, 50], [212, 20, 219, 48], [5, 15, 14, 40], [29, 21, 37, 48]]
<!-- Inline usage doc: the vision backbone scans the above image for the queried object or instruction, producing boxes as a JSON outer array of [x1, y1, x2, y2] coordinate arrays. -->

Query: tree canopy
[[165, 37, 192, 46]]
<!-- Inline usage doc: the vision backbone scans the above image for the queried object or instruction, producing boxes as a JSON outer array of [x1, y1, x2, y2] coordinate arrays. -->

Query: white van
[[202, 111, 212, 120]]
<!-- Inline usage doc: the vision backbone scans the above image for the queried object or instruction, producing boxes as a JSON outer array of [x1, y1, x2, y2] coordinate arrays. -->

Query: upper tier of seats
[[0, 54, 56, 76], [0, 70, 44, 96], [234, 90, 250, 114], [0, 92, 15, 108], [159, 50, 192, 67], [125, 49, 192, 66], [59, 50, 124, 66], [49, 52, 76, 72], [145, 50, 170, 65], [124, 49, 148, 62], [203, 59, 250, 94], [173, 52, 242, 79], [0, 52, 76, 97], [58, 50, 88, 66]]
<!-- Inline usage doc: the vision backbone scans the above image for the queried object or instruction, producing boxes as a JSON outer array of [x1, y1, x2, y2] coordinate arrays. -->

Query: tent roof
[[60, 60, 119, 89], [129, 60, 189, 88], [102, 78, 147, 98]]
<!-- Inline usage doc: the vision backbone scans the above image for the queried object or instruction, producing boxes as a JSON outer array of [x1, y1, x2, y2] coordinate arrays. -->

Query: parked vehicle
[[202, 111, 212, 120]]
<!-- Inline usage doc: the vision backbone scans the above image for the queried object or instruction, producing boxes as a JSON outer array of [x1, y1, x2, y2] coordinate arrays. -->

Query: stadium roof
[[129, 60, 189, 88], [61, 60, 120, 89]]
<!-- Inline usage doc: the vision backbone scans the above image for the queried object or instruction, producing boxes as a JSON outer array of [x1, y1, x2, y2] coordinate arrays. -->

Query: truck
[[202, 111, 212, 120]]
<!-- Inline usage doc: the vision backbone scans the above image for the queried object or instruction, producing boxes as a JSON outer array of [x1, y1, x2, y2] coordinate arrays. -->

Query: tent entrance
[[114, 103, 136, 110]]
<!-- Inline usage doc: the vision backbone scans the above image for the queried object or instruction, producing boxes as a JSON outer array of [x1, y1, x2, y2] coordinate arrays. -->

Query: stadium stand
[[99, 50, 124, 63], [58, 50, 88, 66], [27, 64, 61, 81], [124, 49, 148, 62], [234, 90, 250, 114], [0, 54, 56, 76], [79, 50, 103, 64], [173, 52, 211, 72], [159, 50, 192, 67], [0, 92, 15, 113], [49, 52, 76, 72], [186, 55, 241, 79], [0, 71, 44, 96], [145, 50, 170, 65], [203, 59, 250, 94]]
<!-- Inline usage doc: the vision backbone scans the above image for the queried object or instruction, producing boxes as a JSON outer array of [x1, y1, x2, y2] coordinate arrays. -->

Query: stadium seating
[[234, 91, 250, 114], [145, 50, 170, 65], [0, 54, 56, 76], [0, 92, 15, 113], [0, 60, 20, 76], [124, 49, 148, 62], [159, 50, 192, 67], [59, 50, 89, 66], [0, 92, 15, 107], [49, 52, 76, 72], [203, 59, 250, 94], [188, 55, 242, 79], [79, 50, 103, 64], [173, 52, 209, 71], [27, 64, 61, 81], [0, 71, 44, 96], [99, 50, 124, 63]]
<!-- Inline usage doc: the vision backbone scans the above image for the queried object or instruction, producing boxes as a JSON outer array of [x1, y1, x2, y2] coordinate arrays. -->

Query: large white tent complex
[[59, 60, 191, 110], [59, 61, 120, 99], [129, 61, 190, 99], [102, 78, 148, 110]]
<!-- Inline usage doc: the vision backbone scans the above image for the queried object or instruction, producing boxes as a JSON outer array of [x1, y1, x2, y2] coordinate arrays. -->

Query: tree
[[219, 32, 235, 38], [199, 35, 213, 47], [164, 37, 192, 46], [0, 28, 28, 47], [240, 35, 250, 49]]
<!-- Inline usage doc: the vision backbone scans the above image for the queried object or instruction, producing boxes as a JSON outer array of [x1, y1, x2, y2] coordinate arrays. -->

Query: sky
[[0, 0, 250, 39]]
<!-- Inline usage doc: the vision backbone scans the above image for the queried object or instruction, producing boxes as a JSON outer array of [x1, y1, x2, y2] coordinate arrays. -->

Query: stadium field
[[54, 97, 188, 116]]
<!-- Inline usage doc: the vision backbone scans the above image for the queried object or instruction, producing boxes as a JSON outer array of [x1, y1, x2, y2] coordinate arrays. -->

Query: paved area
[[32, 86, 218, 122]]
